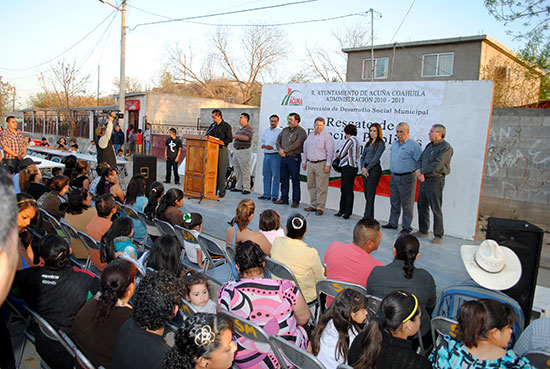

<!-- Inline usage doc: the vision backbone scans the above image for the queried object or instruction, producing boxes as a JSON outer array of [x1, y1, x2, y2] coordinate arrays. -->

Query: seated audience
[[97, 167, 124, 203], [163, 312, 237, 369], [70, 160, 90, 190], [89, 162, 111, 196], [16, 193, 39, 269], [324, 217, 382, 289], [144, 235, 183, 277], [514, 315, 550, 356], [258, 209, 285, 245], [65, 188, 97, 232], [57, 137, 69, 150], [348, 290, 431, 369], [367, 234, 436, 347], [69, 139, 79, 151], [430, 299, 532, 368], [19, 162, 48, 200], [183, 270, 217, 314], [101, 217, 138, 262], [156, 188, 185, 227], [0, 167, 18, 307], [11, 234, 99, 369], [13, 157, 41, 194], [37, 174, 70, 219], [86, 193, 117, 242], [63, 154, 77, 178], [143, 181, 164, 219], [182, 212, 204, 268], [218, 240, 310, 369], [225, 199, 271, 256], [124, 175, 148, 241], [87, 141, 96, 155], [271, 213, 324, 303], [73, 259, 137, 369], [40, 137, 50, 147], [312, 289, 368, 369], [112, 271, 184, 369]]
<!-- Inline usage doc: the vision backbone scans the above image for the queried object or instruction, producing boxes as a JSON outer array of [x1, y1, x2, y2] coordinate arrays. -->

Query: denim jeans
[[262, 153, 281, 200], [280, 155, 301, 205]]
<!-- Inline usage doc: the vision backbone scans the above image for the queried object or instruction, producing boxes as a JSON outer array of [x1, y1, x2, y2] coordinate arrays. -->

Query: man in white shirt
[[259, 114, 282, 201]]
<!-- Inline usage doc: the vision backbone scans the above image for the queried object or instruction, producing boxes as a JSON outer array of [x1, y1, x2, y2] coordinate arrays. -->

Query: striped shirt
[[336, 136, 360, 168]]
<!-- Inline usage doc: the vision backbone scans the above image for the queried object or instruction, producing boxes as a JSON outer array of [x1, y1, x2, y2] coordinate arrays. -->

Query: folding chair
[[198, 234, 235, 285], [154, 218, 177, 236], [77, 231, 106, 275], [114, 201, 127, 216], [137, 211, 161, 237], [124, 205, 151, 249], [50, 157, 61, 163], [524, 351, 550, 369], [265, 257, 305, 297], [58, 330, 99, 369], [365, 294, 382, 316], [180, 298, 198, 319], [220, 310, 281, 367], [316, 279, 367, 315], [173, 225, 203, 270], [40, 210, 87, 269], [24, 306, 75, 363], [430, 316, 459, 347], [336, 365, 353, 369], [59, 220, 89, 268], [269, 335, 327, 369]]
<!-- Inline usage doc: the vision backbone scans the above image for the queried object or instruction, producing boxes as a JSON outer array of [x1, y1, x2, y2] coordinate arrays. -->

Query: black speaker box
[[133, 155, 157, 190], [486, 217, 543, 324]]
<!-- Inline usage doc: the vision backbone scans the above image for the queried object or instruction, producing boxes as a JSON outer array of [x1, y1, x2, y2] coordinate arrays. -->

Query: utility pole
[[119, 0, 127, 150], [97, 65, 100, 106], [11, 86, 16, 111], [370, 8, 374, 82]]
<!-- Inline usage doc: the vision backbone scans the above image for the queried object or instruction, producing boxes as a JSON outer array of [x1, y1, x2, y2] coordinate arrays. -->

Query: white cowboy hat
[[460, 239, 522, 291]]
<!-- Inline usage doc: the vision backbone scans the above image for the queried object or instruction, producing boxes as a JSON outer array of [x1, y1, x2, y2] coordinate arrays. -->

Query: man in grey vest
[[413, 124, 453, 244]]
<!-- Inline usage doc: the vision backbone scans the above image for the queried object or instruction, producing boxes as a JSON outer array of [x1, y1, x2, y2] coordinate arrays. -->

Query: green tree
[[518, 30, 550, 99], [0, 77, 15, 116], [485, 0, 550, 40]]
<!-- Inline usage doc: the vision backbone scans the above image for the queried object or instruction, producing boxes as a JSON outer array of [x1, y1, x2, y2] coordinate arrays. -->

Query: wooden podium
[[183, 134, 223, 200]]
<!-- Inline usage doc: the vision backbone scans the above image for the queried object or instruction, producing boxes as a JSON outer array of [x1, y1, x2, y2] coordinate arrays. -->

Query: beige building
[[343, 35, 544, 107]]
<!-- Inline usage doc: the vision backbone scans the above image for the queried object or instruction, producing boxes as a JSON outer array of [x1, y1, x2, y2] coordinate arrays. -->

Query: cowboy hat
[[460, 239, 521, 291]]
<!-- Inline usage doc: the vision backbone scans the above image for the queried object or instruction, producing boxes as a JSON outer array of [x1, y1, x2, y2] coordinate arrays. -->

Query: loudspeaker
[[133, 155, 157, 190], [486, 217, 543, 324]]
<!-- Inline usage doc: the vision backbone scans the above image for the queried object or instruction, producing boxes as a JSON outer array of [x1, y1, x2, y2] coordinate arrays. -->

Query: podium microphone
[[203, 122, 216, 137]]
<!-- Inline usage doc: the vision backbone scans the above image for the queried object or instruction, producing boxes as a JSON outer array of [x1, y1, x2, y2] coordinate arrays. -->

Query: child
[[87, 141, 96, 155], [312, 289, 369, 369], [136, 129, 143, 154], [183, 270, 217, 314], [100, 217, 138, 261], [182, 212, 204, 269], [117, 149, 124, 157], [259, 209, 285, 245]]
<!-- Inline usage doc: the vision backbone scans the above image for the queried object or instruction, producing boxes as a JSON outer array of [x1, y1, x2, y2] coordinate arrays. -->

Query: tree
[[485, 0, 550, 40], [35, 59, 91, 134], [168, 25, 287, 105], [305, 21, 371, 82], [518, 30, 550, 99], [112, 76, 144, 94], [0, 77, 15, 116]]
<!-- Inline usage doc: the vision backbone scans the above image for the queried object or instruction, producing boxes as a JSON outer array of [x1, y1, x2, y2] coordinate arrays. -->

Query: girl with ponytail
[[163, 313, 236, 369], [366, 234, 436, 348], [19, 165, 48, 199], [224, 198, 271, 256], [73, 259, 138, 369], [156, 188, 185, 226], [144, 181, 164, 220], [348, 290, 431, 369]]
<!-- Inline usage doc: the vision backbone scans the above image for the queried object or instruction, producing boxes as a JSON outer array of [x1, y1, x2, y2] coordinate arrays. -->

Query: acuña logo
[[281, 88, 303, 106]]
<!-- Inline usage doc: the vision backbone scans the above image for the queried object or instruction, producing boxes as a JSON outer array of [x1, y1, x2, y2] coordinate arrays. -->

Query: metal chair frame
[[269, 335, 327, 369], [173, 225, 203, 271]]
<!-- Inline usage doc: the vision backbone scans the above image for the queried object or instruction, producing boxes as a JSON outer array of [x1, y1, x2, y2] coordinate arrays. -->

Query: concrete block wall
[[480, 108, 550, 266]]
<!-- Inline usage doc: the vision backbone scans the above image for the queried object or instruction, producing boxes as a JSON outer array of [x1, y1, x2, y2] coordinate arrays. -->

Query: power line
[[0, 10, 117, 72], [170, 12, 364, 27], [390, 0, 415, 43], [129, 0, 317, 31]]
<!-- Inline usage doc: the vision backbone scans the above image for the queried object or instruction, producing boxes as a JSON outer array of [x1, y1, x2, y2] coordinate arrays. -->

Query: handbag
[[332, 157, 341, 173]]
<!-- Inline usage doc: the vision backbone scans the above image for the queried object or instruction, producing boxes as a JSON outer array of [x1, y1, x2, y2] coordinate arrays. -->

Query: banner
[[256, 81, 493, 239]]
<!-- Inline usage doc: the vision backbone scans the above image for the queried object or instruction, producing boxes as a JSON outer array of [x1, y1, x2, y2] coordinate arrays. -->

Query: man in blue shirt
[[383, 122, 422, 233]]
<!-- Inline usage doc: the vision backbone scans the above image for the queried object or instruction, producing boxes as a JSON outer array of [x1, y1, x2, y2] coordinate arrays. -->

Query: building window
[[422, 52, 454, 77], [362, 58, 389, 80]]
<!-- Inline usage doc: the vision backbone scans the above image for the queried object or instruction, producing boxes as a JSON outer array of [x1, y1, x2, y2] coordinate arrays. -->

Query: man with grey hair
[[302, 117, 335, 215], [383, 122, 422, 234], [414, 124, 453, 244]]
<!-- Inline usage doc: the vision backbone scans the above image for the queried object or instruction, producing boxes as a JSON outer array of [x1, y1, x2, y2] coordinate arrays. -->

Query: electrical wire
[[129, 0, 317, 30], [171, 12, 364, 27], [0, 9, 117, 72], [390, 0, 415, 43]]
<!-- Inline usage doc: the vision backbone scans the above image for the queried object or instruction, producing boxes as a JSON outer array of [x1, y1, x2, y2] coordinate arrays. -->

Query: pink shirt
[[323, 241, 383, 287]]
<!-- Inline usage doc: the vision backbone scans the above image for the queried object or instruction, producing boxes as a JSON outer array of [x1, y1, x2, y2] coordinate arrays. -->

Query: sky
[[0, 0, 527, 109]]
